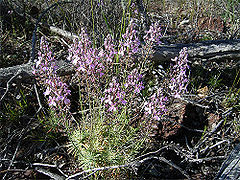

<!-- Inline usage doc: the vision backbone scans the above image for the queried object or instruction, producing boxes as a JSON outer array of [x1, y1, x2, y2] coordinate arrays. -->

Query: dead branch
[[2, 141, 21, 180], [0, 72, 21, 102], [33, 83, 43, 115], [66, 163, 132, 180], [35, 167, 65, 180], [49, 26, 79, 40], [66, 155, 191, 180]]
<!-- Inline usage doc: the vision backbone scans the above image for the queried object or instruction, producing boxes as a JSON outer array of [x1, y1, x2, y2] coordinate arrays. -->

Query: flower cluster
[[125, 69, 144, 94], [119, 20, 140, 59], [169, 47, 189, 98], [33, 36, 71, 121], [143, 22, 162, 46], [102, 77, 125, 112], [101, 34, 117, 63], [68, 28, 104, 77], [144, 88, 168, 121], [102, 69, 144, 112], [68, 21, 144, 114], [143, 47, 189, 119], [68, 29, 116, 90]]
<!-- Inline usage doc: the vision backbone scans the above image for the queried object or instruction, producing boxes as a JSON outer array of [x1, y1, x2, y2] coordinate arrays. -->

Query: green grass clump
[[0, 89, 28, 124], [68, 107, 145, 172]]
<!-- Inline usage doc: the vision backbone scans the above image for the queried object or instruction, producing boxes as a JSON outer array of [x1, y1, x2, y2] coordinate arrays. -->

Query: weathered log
[[215, 143, 240, 179], [0, 39, 240, 81], [153, 39, 240, 64], [0, 60, 73, 82]]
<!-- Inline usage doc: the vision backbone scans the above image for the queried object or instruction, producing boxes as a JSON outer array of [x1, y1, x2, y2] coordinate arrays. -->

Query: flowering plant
[[169, 47, 189, 98], [33, 36, 71, 126], [33, 16, 190, 172]]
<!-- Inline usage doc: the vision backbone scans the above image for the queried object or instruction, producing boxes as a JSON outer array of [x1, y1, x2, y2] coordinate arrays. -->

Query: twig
[[33, 83, 43, 115], [178, 96, 209, 109], [66, 163, 133, 180], [136, 145, 169, 160], [189, 156, 226, 163], [35, 167, 65, 180], [157, 156, 190, 179], [210, 118, 225, 134], [57, 167, 68, 178], [209, 140, 230, 151], [0, 72, 20, 102], [193, 119, 225, 154], [0, 129, 18, 154], [138, 156, 191, 179], [185, 135, 193, 152], [32, 163, 57, 168], [2, 138, 21, 179], [0, 169, 26, 174]]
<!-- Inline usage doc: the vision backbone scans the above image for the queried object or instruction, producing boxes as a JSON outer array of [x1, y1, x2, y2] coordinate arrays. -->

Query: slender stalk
[[91, 0, 96, 48]]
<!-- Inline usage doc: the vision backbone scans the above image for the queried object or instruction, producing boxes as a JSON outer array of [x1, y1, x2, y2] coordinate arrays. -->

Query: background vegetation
[[0, 0, 240, 179]]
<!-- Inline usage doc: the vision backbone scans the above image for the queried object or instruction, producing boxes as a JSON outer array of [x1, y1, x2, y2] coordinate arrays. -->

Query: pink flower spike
[[77, 64, 85, 72], [121, 99, 127, 105], [105, 95, 113, 105], [36, 60, 41, 68], [56, 96, 64, 101], [109, 103, 117, 112], [48, 96, 56, 107], [174, 94, 181, 98], [72, 58, 78, 65], [64, 98, 71, 105], [44, 87, 51, 96]]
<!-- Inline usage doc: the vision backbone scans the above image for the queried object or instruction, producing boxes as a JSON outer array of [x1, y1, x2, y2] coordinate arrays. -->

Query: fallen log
[[0, 39, 240, 81], [0, 60, 73, 81], [215, 143, 240, 179], [153, 39, 240, 63]]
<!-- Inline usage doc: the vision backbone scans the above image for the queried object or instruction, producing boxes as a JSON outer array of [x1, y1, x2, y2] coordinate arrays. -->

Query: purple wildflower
[[68, 28, 107, 87], [119, 20, 140, 58], [33, 36, 71, 124], [169, 47, 189, 98], [102, 69, 144, 113], [144, 88, 168, 120], [144, 22, 162, 46]]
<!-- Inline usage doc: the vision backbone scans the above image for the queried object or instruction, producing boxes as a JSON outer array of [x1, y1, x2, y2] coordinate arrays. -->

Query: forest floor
[[0, 0, 240, 179]]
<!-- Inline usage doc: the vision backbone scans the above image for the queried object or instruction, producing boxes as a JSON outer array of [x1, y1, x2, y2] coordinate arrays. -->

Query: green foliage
[[68, 107, 146, 173], [189, 66, 224, 93], [0, 89, 28, 124], [207, 72, 223, 90], [222, 0, 239, 22], [222, 69, 240, 109]]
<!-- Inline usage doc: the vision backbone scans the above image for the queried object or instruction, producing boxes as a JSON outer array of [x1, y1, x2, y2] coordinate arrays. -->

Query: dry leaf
[[197, 86, 209, 98]]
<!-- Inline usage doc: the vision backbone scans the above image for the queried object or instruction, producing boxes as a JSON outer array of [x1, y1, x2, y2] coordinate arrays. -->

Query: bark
[[0, 60, 73, 81], [0, 39, 240, 81], [215, 143, 240, 179], [152, 39, 240, 63]]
